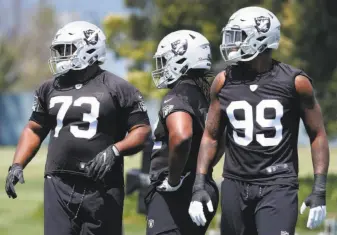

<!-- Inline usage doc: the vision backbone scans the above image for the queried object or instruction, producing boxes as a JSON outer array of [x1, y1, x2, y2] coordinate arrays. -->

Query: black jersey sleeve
[[116, 81, 150, 130], [160, 93, 195, 120], [298, 70, 313, 84], [29, 80, 52, 128]]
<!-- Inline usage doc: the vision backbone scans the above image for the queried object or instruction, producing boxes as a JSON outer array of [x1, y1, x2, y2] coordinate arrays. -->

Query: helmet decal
[[83, 29, 98, 45], [152, 30, 211, 89], [254, 16, 271, 33], [171, 39, 188, 56]]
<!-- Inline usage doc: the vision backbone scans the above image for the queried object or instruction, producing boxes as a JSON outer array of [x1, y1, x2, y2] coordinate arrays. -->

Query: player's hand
[[300, 174, 327, 229], [85, 145, 120, 181], [157, 172, 190, 192], [5, 163, 25, 199], [188, 174, 214, 226]]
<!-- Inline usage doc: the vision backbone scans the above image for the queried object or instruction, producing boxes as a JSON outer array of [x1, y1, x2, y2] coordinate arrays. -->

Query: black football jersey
[[30, 68, 149, 186], [149, 79, 209, 180], [219, 60, 311, 184]]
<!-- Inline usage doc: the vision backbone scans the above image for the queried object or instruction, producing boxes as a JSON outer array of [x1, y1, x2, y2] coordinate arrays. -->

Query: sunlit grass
[[0, 146, 336, 234]]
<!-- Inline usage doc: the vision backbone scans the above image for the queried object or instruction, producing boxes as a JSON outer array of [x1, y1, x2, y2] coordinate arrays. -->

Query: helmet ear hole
[[176, 58, 186, 64], [87, 49, 95, 54], [257, 36, 266, 41]]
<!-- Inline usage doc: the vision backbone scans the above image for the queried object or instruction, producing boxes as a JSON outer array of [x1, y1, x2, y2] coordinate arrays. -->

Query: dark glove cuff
[[193, 173, 207, 190], [313, 174, 327, 193], [9, 163, 22, 172]]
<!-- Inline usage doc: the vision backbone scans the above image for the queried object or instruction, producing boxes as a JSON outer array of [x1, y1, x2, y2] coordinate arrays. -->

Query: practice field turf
[[0, 146, 336, 235]]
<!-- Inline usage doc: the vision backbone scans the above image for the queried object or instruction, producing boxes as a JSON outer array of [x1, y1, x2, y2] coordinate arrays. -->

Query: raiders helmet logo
[[171, 39, 188, 56], [254, 16, 271, 33], [83, 29, 98, 45]]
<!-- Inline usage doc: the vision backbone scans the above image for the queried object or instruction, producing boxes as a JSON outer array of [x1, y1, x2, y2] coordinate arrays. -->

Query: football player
[[5, 21, 151, 235], [188, 6, 329, 235], [145, 30, 225, 235]]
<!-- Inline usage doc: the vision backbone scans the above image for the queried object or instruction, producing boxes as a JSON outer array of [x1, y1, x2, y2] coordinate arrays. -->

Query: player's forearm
[[196, 132, 218, 175], [13, 125, 43, 168], [114, 125, 151, 156], [310, 131, 329, 175], [168, 134, 192, 185]]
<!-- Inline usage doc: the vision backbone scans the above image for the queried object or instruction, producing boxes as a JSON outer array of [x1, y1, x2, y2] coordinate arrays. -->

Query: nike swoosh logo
[[163, 98, 173, 104]]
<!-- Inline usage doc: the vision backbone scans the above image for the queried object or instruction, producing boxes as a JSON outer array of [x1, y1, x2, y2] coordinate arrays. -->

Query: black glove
[[302, 174, 326, 208], [303, 189, 326, 208], [5, 163, 25, 199], [300, 174, 327, 229], [85, 145, 120, 181], [188, 174, 214, 226]]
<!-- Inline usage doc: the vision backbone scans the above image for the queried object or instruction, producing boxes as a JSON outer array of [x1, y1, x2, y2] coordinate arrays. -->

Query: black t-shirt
[[30, 68, 149, 186], [149, 79, 209, 180], [219, 60, 312, 184]]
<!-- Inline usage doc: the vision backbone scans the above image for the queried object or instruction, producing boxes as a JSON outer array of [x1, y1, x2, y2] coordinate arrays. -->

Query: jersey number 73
[[50, 96, 100, 139]]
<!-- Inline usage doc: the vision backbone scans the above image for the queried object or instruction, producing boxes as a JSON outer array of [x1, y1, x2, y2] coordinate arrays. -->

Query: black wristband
[[193, 173, 207, 190], [313, 174, 327, 192]]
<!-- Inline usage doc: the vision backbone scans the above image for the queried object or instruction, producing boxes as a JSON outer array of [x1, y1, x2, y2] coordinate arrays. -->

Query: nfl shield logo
[[75, 84, 83, 89]]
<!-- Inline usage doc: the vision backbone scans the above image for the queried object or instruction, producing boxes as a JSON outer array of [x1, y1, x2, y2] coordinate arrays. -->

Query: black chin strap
[[54, 64, 101, 90]]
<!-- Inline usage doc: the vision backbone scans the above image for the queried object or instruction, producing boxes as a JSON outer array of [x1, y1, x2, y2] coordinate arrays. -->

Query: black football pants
[[44, 174, 124, 235], [220, 178, 298, 235], [145, 174, 219, 235]]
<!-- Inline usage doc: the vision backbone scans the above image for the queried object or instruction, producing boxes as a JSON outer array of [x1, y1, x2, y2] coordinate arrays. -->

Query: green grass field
[[0, 146, 336, 235]]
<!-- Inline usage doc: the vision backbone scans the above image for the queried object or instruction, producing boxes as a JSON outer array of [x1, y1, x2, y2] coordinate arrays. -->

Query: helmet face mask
[[220, 7, 281, 65], [152, 50, 186, 89], [152, 30, 211, 89], [220, 26, 266, 63], [49, 42, 80, 75], [48, 21, 106, 77]]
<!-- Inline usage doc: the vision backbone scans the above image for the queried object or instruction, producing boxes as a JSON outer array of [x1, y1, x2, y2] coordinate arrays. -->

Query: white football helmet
[[48, 21, 107, 76], [220, 6, 281, 64], [152, 30, 211, 89]]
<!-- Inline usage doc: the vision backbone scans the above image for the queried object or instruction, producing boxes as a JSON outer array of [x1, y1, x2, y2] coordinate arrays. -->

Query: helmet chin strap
[[240, 51, 260, 61]]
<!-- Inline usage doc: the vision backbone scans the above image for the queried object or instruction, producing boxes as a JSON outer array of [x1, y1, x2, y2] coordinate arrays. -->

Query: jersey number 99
[[226, 99, 283, 147]]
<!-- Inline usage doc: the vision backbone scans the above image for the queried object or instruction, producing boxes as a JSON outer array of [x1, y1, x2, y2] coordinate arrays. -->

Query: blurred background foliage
[[0, 0, 336, 136], [0, 1, 61, 92], [103, 0, 337, 137], [0, 1, 336, 234]]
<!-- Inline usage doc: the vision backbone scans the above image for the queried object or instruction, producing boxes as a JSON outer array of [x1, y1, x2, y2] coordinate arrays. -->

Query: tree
[[103, 12, 163, 98], [0, 1, 79, 92], [272, 0, 337, 136], [103, 0, 337, 136], [103, 0, 262, 98], [0, 40, 19, 91]]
